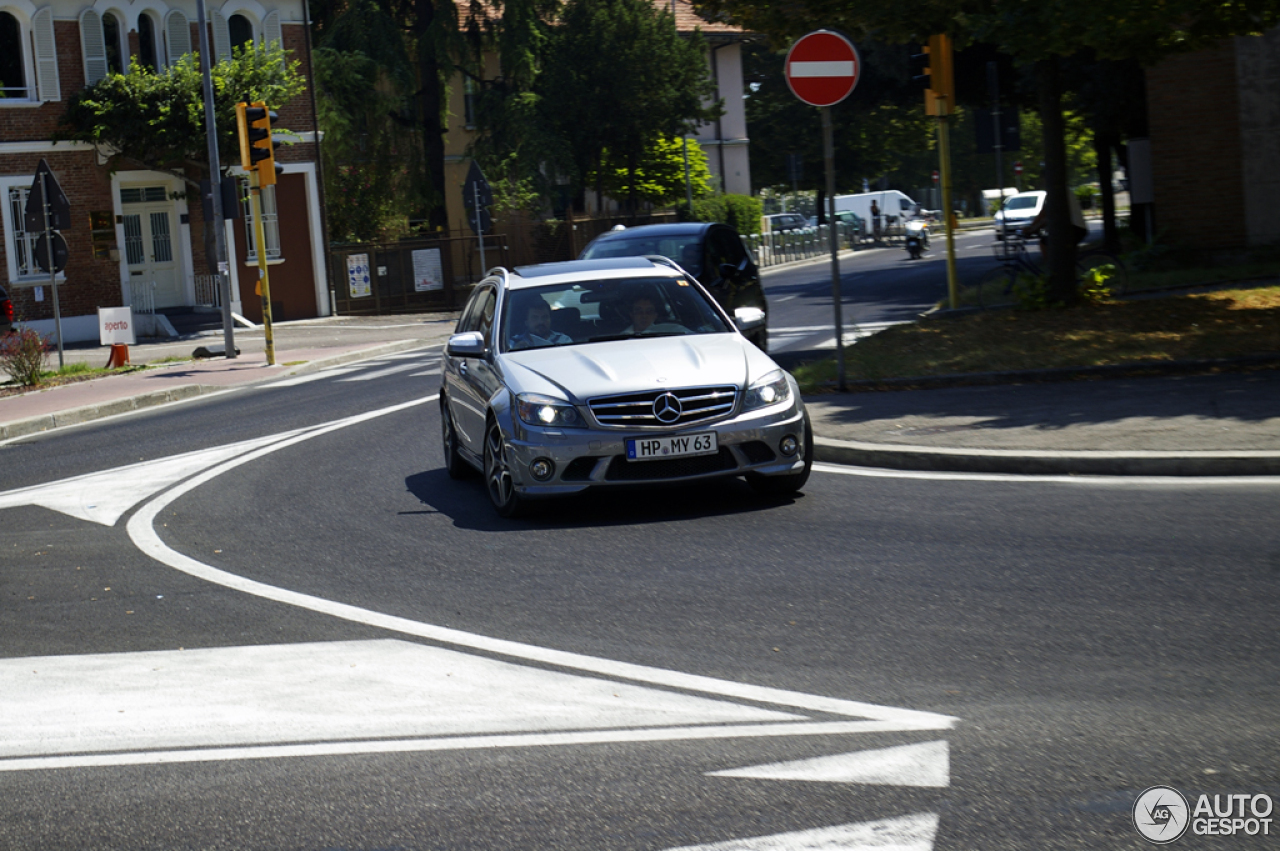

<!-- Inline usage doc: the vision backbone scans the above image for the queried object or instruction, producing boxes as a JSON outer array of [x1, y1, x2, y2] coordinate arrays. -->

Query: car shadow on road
[[404, 469, 804, 531]]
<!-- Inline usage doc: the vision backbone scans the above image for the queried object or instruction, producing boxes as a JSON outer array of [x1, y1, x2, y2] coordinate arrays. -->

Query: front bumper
[[500, 400, 809, 498]]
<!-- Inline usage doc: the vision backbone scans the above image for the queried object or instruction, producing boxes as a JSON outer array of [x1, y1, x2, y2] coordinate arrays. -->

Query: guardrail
[[744, 222, 869, 268]]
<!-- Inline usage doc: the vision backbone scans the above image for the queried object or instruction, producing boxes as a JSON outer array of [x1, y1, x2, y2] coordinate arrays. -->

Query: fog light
[[530, 458, 556, 481], [779, 435, 799, 457]]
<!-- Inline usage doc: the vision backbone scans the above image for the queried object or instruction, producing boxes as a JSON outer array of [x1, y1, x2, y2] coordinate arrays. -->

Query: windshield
[[501, 276, 731, 352], [579, 236, 704, 277], [1005, 195, 1040, 211]]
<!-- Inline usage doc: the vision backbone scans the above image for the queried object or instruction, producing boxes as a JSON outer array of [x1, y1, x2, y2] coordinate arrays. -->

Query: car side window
[[708, 228, 741, 278], [458, 285, 496, 342]]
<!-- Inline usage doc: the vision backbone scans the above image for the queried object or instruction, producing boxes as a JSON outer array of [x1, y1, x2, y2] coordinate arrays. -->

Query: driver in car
[[509, 297, 573, 349], [624, 295, 689, 335]]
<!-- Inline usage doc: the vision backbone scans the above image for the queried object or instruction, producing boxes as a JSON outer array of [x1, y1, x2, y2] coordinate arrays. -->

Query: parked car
[[993, 190, 1047, 237], [440, 257, 812, 517], [0, 285, 13, 335], [578, 222, 768, 350], [763, 212, 809, 232]]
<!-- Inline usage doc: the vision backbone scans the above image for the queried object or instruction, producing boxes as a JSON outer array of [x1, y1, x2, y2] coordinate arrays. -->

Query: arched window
[[229, 13, 252, 52], [102, 12, 123, 74], [0, 12, 25, 97], [138, 13, 158, 71]]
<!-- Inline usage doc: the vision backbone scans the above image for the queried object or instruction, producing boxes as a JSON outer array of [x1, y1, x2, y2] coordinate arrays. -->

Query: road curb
[[814, 435, 1280, 477]]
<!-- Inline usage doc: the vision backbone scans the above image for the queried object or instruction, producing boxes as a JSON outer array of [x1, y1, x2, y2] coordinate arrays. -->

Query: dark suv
[[578, 222, 769, 350], [0, 285, 13, 335]]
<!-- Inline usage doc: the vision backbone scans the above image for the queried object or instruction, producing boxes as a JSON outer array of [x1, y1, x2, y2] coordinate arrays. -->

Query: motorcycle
[[904, 218, 929, 260]]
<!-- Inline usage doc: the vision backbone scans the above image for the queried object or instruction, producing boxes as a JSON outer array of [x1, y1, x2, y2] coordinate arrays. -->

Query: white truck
[[832, 190, 921, 235]]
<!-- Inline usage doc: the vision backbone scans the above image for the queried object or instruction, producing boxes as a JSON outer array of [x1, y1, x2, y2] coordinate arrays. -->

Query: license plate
[[626, 432, 718, 461]]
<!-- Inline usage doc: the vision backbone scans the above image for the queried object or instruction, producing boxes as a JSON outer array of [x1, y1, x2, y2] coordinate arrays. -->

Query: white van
[[833, 190, 920, 231]]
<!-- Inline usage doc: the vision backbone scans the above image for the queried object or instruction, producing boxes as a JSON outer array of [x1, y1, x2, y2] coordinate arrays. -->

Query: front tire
[[748, 415, 813, 497], [484, 418, 526, 518]]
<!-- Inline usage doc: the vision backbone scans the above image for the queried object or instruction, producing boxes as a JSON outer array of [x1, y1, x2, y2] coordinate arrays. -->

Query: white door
[[121, 188, 182, 309]]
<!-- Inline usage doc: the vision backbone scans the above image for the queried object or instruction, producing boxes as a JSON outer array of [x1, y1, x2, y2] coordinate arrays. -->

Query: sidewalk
[[3, 313, 1278, 476]]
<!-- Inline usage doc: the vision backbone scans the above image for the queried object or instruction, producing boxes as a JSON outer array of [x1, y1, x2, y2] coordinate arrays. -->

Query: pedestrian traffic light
[[923, 34, 954, 116], [235, 100, 282, 185]]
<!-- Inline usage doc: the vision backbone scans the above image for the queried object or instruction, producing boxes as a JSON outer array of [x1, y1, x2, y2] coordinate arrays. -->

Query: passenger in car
[[510, 297, 574, 349]]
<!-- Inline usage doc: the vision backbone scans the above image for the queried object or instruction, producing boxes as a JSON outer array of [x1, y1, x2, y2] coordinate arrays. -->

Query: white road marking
[[664, 813, 939, 851], [708, 741, 948, 787], [0, 639, 802, 764], [812, 462, 1280, 487], [263, 366, 364, 387], [338, 361, 426, 381], [0, 432, 306, 525]]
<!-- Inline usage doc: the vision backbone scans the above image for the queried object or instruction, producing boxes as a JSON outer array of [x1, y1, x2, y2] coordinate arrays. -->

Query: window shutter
[[165, 10, 191, 65], [211, 9, 231, 62], [80, 9, 108, 85], [262, 11, 281, 49], [32, 8, 61, 101]]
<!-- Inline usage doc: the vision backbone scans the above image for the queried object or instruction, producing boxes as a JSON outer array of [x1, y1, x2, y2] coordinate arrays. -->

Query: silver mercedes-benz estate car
[[440, 256, 812, 517]]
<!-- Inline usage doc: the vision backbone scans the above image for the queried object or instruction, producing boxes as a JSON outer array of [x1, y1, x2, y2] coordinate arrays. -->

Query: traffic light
[[235, 100, 282, 185], [923, 34, 954, 116]]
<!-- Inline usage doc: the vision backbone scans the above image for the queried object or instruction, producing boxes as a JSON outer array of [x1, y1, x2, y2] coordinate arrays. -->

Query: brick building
[[0, 0, 326, 343], [1146, 26, 1280, 251]]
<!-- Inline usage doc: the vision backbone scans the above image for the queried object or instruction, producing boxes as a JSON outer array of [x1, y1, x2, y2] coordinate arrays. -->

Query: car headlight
[[743, 369, 791, 411], [516, 393, 584, 428]]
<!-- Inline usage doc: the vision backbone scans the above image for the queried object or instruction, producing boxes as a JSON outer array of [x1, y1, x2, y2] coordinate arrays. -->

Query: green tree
[[57, 44, 304, 189], [537, 0, 722, 214], [694, 0, 1280, 303], [595, 136, 714, 208], [313, 47, 424, 242]]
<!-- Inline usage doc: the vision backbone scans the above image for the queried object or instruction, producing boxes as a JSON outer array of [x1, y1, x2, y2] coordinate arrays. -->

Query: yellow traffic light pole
[[235, 100, 280, 365], [924, 34, 959, 309], [248, 169, 275, 366]]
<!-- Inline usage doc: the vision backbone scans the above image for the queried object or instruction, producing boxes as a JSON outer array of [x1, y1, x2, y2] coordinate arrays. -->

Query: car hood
[[499, 334, 776, 401]]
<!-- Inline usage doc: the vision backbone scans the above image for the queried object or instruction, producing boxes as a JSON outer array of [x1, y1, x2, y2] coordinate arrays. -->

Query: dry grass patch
[[796, 285, 1280, 391]]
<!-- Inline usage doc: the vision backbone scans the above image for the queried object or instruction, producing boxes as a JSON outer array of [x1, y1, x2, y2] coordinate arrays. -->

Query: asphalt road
[[762, 227, 999, 369], [2, 348, 1277, 850]]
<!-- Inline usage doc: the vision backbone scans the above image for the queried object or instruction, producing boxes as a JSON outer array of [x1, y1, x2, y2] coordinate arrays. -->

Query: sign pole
[[474, 180, 486, 274], [40, 170, 64, 368], [822, 106, 845, 392], [784, 29, 860, 393], [195, 0, 235, 358]]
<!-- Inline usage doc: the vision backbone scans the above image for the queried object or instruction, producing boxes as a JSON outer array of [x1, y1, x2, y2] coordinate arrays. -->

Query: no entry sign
[[785, 30, 860, 108]]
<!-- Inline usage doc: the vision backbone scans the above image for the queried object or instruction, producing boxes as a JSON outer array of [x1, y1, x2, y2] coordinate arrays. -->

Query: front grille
[[604, 447, 737, 481], [589, 386, 737, 428]]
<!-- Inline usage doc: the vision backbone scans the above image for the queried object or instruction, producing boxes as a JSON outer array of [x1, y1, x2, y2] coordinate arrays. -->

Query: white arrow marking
[[707, 741, 948, 788], [0, 432, 305, 526], [665, 813, 938, 850]]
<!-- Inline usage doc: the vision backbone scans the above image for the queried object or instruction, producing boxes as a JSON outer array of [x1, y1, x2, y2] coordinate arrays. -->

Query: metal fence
[[744, 221, 878, 268], [194, 274, 223, 309], [329, 233, 504, 316]]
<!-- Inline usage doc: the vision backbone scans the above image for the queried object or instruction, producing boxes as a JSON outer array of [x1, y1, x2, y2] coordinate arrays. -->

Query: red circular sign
[[1014, 160, 1023, 175], [932, 170, 939, 183], [785, 30, 860, 108]]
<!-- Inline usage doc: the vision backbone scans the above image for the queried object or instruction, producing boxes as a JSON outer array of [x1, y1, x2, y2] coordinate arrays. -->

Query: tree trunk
[[413, 0, 449, 231], [1035, 56, 1078, 305], [1095, 130, 1119, 254]]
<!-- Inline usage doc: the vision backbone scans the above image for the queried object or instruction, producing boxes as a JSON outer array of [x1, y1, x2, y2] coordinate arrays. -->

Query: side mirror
[[446, 331, 486, 357], [733, 306, 766, 332], [718, 263, 738, 282]]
